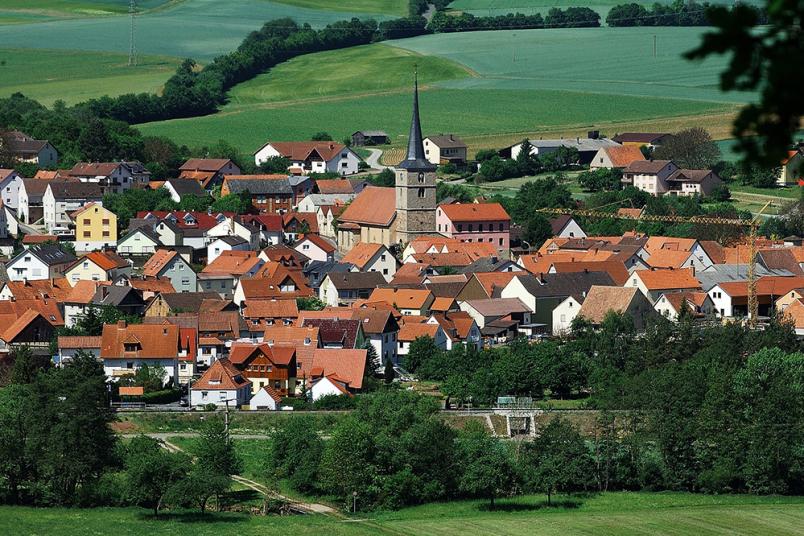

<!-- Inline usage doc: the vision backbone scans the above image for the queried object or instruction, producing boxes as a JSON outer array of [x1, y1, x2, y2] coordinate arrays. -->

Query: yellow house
[[72, 203, 117, 252]]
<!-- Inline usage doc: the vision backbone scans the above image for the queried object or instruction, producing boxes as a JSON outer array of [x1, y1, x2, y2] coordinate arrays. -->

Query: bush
[[141, 389, 182, 405], [313, 394, 358, 410]]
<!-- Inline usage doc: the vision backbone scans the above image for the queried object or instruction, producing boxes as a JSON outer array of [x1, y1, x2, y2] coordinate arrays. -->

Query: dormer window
[[124, 343, 139, 352], [304, 337, 311, 345]]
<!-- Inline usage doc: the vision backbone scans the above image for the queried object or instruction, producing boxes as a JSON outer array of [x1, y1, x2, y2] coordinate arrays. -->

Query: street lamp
[[352, 491, 357, 513]]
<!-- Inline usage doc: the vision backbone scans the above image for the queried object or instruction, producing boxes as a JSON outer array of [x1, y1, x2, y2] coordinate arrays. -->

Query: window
[[418, 172, 425, 183], [83, 231, 91, 238], [560, 314, 566, 322], [181, 278, 190, 285], [102, 231, 110, 237], [83, 218, 91, 225], [478, 224, 483, 232], [498, 223, 504, 231], [383, 268, 388, 275], [102, 218, 109, 225], [457, 224, 463, 232], [418, 188, 425, 198], [499, 238, 504, 246], [381, 254, 386, 261], [341, 162, 348, 168]]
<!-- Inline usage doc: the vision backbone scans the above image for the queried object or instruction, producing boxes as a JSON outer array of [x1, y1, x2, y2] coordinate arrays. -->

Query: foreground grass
[[0, 48, 179, 105], [0, 493, 801, 535]]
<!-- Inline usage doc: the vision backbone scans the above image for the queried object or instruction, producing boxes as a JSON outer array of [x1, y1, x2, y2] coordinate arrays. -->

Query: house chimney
[[23, 277, 29, 286]]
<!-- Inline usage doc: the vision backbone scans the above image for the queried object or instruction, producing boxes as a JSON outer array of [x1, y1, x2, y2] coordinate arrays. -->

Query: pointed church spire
[[398, 66, 436, 171]]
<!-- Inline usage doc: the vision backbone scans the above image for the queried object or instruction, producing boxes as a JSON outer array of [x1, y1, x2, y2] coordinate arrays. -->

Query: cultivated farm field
[[0, 0, 396, 60], [448, 0, 764, 18], [139, 26, 742, 154], [0, 493, 801, 535], [0, 48, 179, 105]]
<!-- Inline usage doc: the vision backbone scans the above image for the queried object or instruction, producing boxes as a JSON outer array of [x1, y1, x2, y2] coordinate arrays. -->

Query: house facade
[[423, 135, 468, 166], [254, 141, 361, 176], [72, 203, 117, 251], [43, 181, 103, 234], [436, 202, 511, 254], [142, 250, 197, 293]]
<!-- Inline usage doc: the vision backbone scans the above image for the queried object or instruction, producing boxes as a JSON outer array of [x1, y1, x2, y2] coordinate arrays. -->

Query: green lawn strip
[[0, 493, 800, 535]]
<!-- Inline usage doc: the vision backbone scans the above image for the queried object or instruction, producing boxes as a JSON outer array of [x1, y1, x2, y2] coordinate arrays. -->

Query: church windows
[[418, 172, 425, 183], [418, 188, 425, 198]]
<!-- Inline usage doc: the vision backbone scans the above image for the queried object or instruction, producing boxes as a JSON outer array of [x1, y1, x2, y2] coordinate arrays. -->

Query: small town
[[0, 0, 802, 534]]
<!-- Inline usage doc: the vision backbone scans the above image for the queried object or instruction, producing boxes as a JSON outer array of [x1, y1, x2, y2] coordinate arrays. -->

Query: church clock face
[[418, 172, 425, 183]]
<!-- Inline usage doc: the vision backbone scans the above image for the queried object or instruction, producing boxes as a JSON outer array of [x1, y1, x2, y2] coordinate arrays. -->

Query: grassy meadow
[[0, 493, 801, 535], [0, 48, 179, 105], [271, 0, 408, 16]]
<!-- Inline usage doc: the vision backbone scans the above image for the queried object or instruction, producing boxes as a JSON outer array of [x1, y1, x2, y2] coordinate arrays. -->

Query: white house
[[207, 235, 250, 264], [397, 323, 447, 359], [254, 141, 362, 176], [341, 242, 399, 282], [549, 215, 587, 239], [154, 219, 184, 248], [297, 193, 355, 213], [117, 227, 162, 256], [423, 135, 467, 166], [552, 295, 582, 336], [207, 217, 260, 251], [655, 291, 715, 320], [6, 244, 76, 281], [309, 375, 352, 401], [621, 160, 679, 196], [248, 386, 282, 410], [100, 321, 183, 384], [0, 169, 23, 210], [190, 358, 252, 408], [64, 162, 150, 194], [42, 181, 103, 234], [293, 234, 335, 263]]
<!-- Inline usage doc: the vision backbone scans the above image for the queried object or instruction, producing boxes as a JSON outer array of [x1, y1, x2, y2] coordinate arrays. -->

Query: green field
[[0, 0, 397, 60], [0, 493, 801, 535], [272, 0, 408, 16], [137, 27, 744, 153], [0, 48, 179, 105], [228, 44, 471, 106]]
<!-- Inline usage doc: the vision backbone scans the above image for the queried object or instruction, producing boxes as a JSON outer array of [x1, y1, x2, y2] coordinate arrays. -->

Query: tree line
[[429, 8, 601, 33], [398, 314, 803, 497], [607, 0, 767, 27], [0, 349, 241, 512]]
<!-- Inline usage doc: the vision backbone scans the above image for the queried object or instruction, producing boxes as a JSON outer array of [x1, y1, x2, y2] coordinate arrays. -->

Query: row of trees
[[607, 0, 766, 27], [0, 348, 240, 511], [478, 141, 580, 182], [268, 389, 595, 510], [429, 8, 600, 34], [401, 313, 803, 497]]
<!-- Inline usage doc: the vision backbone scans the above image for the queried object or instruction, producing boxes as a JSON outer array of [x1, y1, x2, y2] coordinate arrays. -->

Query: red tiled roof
[[100, 322, 179, 359], [79, 251, 129, 271], [142, 250, 178, 277], [398, 322, 440, 342], [600, 145, 645, 168], [341, 242, 385, 269], [338, 186, 395, 227], [308, 348, 367, 390], [369, 288, 433, 310], [315, 179, 354, 194], [179, 158, 233, 172], [243, 298, 299, 319], [634, 268, 701, 291], [295, 234, 335, 253], [2, 310, 45, 343], [265, 142, 347, 162], [438, 202, 510, 222], [193, 358, 250, 390]]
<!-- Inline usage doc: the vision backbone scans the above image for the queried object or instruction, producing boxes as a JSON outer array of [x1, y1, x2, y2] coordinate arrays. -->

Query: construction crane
[[535, 201, 774, 327]]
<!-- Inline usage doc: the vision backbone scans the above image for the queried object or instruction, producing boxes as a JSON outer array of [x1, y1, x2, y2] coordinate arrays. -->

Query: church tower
[[395, 70, 437, 245]]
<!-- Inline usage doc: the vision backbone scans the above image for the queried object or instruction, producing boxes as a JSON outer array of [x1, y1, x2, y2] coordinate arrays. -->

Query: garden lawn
[[0, 493, 801, 535], [0, 48, 179, 105]]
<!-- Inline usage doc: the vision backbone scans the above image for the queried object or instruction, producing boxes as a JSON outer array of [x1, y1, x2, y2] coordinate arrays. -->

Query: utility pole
[[224, 398, 230, 440], [653, 35, 657, 58], [128, 0, 137, 67]]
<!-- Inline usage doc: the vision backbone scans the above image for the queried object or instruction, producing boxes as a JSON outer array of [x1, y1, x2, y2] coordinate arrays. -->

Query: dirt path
[[158, 435, 340, 517]]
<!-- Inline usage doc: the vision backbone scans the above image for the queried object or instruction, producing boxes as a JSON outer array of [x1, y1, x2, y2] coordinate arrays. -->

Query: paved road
[[364, 147, 391, 171]]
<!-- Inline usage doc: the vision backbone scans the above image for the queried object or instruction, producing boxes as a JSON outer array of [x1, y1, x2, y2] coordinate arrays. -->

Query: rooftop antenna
[[128, 0, 137, 67]]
